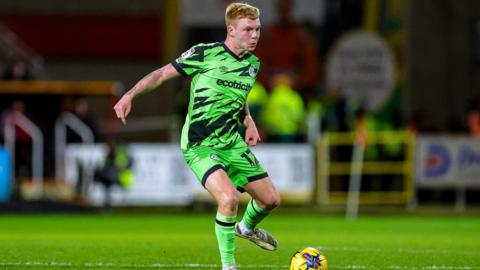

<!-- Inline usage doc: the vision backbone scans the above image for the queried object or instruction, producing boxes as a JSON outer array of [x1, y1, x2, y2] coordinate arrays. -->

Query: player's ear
[[227, 24, 235, 37]]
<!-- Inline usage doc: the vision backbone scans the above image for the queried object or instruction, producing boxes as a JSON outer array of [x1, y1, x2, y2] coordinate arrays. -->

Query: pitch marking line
[[0, 262, 478, 269], [319, 246, 480, 256]]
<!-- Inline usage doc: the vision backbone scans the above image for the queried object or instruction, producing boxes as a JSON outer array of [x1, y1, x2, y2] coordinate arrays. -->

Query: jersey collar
[[222, 41, 251, 61]]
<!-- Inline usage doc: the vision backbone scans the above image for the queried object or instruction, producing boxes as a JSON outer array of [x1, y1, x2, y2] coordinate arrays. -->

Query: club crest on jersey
[[248, 66, 256, 77], [210, 154, 220, 161]]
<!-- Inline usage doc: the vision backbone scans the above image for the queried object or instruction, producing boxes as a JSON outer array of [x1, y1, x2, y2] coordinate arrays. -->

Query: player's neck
[[224, 39, 246, 58]]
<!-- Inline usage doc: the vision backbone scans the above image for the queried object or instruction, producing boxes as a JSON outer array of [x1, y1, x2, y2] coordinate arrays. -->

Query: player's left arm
[[243, 102, 261, 146]]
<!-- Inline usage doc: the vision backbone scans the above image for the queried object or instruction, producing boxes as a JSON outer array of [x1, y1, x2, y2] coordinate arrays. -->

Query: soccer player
[[113, 3, 280, 270]]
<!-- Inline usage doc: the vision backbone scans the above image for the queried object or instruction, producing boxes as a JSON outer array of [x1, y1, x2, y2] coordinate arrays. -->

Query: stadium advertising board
[[65, 144, 195, 206], [65, 143, 314, 206], [250, 144, 314, 194], [0, 148, 11, 202], [416, 136, 480, 187]]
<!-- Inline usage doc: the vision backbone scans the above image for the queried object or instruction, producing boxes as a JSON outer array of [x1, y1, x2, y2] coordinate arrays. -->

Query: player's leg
[[236, 177, 280, 250], [224, 141, 280, 251], [241, 176, 280, 225], [182, 146, 238, 269], [204, 168, 239, 270]]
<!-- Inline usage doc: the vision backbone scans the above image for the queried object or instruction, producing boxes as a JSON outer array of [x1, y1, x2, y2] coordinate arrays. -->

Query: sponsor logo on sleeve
[[181, 48, 195, 59]]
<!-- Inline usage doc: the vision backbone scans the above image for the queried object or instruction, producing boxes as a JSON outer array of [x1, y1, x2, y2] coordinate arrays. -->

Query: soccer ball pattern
[[290, 247, 328, 270]]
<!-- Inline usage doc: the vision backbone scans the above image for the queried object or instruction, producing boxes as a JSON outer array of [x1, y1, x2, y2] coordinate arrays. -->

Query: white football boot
[[222, 264, 237, 270], [235, 224, 278, 251]]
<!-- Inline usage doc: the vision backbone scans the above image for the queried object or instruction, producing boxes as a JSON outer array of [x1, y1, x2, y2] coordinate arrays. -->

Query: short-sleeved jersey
[[172, 42, 260, 150]]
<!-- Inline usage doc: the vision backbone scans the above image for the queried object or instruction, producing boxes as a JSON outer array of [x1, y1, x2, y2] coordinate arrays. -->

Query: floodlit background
[[0, 1, 479, 269]]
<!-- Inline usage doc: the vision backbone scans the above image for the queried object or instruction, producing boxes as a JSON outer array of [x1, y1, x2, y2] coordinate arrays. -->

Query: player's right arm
[[114, 63, 179, 124]]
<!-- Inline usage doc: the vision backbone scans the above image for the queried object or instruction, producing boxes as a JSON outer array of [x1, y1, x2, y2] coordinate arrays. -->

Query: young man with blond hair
[[114, 3, 279, 269]]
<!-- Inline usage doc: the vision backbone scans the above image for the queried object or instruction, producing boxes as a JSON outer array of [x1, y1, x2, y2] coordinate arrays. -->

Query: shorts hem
[[247, 172, 269, 182], [201, 164, 226, 187], [236, 172, 269, 193]]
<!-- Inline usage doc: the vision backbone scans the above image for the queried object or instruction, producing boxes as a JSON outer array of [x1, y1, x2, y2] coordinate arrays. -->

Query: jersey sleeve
[[171, 44, 205, 76]]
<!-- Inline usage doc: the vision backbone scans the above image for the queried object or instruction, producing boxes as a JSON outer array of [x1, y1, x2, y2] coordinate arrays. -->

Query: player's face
[[230, 18, 261, 52]]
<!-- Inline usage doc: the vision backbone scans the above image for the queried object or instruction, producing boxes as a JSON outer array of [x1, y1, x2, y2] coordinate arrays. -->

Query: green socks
[[215, 212, 236, 265], [241, 199, 270, 231], [214, 201, 270, 265]]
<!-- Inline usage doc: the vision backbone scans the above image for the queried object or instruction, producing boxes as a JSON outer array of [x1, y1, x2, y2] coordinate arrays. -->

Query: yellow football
[[290, 247, 328, 270]]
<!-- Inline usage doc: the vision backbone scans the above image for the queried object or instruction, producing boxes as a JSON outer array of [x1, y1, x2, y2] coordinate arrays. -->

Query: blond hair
[[225, 2, 260, 26]]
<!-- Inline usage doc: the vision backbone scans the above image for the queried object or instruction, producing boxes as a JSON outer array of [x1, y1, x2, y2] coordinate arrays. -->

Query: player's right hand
[[113, 94, 133, 125]]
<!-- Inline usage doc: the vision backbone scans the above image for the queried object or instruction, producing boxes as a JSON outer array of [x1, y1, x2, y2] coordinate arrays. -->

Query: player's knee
[[263, 193, 281, 211], [271, 193, 281, 210], [218, 191, 239, 212]]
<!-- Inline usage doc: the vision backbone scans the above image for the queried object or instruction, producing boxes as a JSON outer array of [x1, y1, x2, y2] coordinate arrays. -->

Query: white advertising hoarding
[[416, 136, 480, 187], [65, 144, 196, 206], [252, 144, 314, 192], [65, 143, 314, 206]]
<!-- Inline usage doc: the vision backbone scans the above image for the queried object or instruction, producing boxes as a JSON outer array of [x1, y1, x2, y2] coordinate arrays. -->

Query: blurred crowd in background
[[1, 0, 480, 204]]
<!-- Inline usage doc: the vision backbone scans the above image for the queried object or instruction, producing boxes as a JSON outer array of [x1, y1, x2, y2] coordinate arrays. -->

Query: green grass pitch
[[0, 212, 479, 269]]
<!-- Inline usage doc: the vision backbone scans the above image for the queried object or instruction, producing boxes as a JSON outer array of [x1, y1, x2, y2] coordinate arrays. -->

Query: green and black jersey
[[172, 42, 260, 150]]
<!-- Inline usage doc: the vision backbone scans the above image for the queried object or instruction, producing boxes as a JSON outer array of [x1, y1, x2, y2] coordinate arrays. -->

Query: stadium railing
[[3, 110, 43, 198], [0, 80, 121, 200], [316, 131, 415, 206]]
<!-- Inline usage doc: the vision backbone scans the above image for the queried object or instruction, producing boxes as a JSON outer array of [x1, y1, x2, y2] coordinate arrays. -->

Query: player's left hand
[[244, 115, 261, 146]]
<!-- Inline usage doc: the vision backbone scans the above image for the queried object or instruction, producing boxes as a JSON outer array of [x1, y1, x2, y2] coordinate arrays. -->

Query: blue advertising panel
[[416, 136, 480, 187], [0, 147, 11, 202]]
